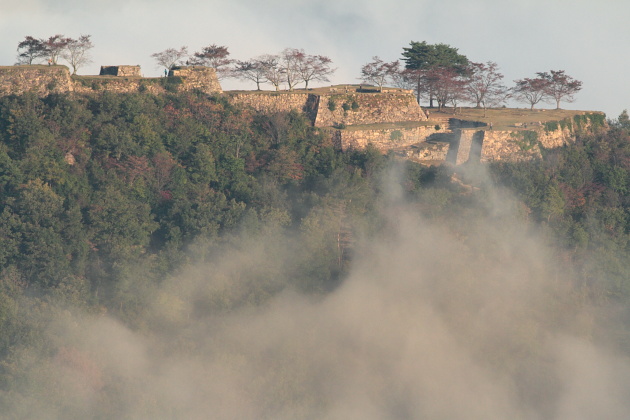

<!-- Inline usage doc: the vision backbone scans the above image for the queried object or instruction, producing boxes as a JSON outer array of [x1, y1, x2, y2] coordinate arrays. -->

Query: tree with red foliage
[[426, 67, 468, 112], [466, 61, 510, 116], [538, 70, 583, 109], [513, 76, 551, 110], [360, 56, 399, 92], [191, 44, 233, 79], [42, 34, 71, 65]]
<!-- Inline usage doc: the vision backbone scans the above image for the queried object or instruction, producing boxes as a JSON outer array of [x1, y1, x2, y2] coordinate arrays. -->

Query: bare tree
[[61, 35, 94, 75], [360, 56, 399, 92], [389, 63, 417, 91], [513, 76, 551, 110], [280, 48, 304, 91], [234, 57, 272, 90], [295, 54, 336, 89], [16, 36, 48, 64], [260, 54, 285, 91], [151, 46, 189, 73], [191, 44, 233, 79], [539, 70, 583, 109]]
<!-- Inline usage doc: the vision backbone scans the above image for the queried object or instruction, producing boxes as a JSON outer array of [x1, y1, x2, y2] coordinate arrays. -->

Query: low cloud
[[5, 166, 630, 419]]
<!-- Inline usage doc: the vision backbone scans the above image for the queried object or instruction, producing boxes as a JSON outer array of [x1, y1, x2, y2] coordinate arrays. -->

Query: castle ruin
[[0, 64, 600, 165]]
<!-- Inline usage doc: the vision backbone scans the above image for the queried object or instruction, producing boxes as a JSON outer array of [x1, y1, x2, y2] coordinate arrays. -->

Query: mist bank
[[3, 163, 630, 419]]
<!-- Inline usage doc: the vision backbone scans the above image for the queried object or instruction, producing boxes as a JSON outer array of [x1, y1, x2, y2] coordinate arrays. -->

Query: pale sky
[[0, 0, 627, 118]]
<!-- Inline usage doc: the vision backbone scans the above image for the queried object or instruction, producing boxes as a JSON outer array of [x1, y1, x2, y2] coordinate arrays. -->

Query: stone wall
[[0, 65, 222, 98], [454, 130, 474, 165], [99, 65, 142, 77], [0, 65, 74, 96], [73, 77, 165, 95], [406, 142, 450, 162], [480, 125, 583, 163], [314, 92, 427, 127], [227, 90, 427, 128], [335, 125, 444, 151], [169, 66, 222, 94], [228, 92, 311, 114]]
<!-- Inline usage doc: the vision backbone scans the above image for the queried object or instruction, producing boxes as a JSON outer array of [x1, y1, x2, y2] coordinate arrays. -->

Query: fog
[[5, 166, 630, 419]]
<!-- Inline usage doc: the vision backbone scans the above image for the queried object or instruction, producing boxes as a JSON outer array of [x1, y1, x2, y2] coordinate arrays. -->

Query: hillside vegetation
[[0, 90, 628, 417]]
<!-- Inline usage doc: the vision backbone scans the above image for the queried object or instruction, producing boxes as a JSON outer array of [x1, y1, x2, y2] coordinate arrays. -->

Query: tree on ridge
[[360, 56, 399, 92], [151, 46, 189, 73], [466, 61, 510, 116], [16, 36, 48, 65], [191, 44, 233, 79], [401, 41, 469, 107], [539, 70, 582, 109], [61, 35, 94, 75], [513, 76, 551, 110]]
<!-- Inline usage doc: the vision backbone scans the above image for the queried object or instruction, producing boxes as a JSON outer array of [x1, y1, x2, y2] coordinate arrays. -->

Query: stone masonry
[[336, 125, 444, 151], [99, 65, 142, 77], [169, 66, 223, 94], [0, 65, 74, 96], [0, 64, 223, 97], [314, 93, 427, 127]]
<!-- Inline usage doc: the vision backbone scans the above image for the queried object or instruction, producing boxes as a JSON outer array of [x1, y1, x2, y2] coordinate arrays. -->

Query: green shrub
[[342, 102, 351, 112], [328, 99, 336, 111], [434, 124, 441, 131], [351, 100, 359, 111], [544, 121, 558, 132], [511, 130, 539, 151], [586, 113, 606, 128], [390, 130, 403, 141]]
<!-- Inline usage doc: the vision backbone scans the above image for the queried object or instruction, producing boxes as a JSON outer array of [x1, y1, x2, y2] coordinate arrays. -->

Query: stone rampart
[[480, 130, 541, 162], [99, 65, 142, 77], [335, 125, 443, 152], [454, 130, 474, 165], [169, 66, 222, 94], [314, 93, 427, 127], [0, 65, 74, 96], [72, 77, 166, 95], [228, 92, 311, 114], [0, 65, 222, 98], [406, 142, 450, 162]]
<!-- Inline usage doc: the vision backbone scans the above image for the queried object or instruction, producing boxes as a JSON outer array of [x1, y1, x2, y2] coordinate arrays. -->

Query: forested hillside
[[0, 91, 629, 418]]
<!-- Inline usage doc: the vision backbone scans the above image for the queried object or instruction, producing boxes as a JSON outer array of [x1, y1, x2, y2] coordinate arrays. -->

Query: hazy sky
[[0, 0, 628, 117]]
